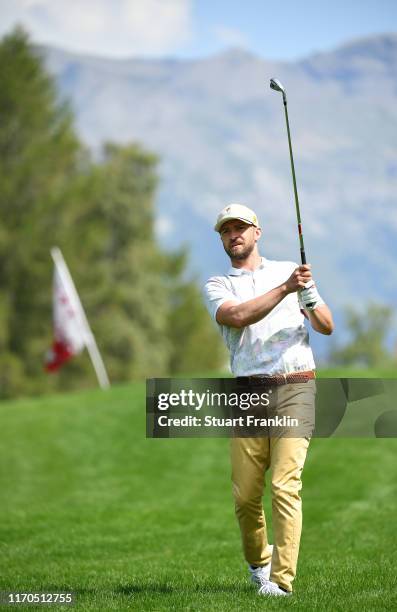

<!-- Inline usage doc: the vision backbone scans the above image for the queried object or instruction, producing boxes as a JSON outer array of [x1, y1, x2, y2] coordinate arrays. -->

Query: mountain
[[39, 35, 397, 347]]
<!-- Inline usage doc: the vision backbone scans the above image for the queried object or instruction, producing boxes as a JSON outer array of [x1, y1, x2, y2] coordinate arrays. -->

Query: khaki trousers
[[230, 381, 315, 593]]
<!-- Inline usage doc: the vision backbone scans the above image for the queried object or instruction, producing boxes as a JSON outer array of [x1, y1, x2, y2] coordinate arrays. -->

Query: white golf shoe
[[258, 579, 292, 597], [248, 545, 273, 586]]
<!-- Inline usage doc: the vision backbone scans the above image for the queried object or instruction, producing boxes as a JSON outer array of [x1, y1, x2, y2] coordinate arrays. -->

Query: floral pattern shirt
[[203, 257, 315, 376]]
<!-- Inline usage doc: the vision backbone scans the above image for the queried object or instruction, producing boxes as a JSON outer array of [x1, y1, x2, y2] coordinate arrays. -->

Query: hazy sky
[[0, 0, 396, 59]]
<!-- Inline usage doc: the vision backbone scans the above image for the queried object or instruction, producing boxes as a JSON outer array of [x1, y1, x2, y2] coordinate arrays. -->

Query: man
[[203, 203, 333, 597]]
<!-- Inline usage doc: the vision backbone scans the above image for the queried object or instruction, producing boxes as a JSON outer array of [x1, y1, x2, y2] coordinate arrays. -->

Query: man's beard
[[224, 241, 255, 261]]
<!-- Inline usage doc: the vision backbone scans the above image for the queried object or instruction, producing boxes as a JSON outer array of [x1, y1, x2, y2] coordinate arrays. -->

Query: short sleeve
[[203, 276, 240, 323]]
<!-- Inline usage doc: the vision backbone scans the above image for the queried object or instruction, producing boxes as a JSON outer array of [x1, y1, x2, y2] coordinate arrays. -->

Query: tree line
[[0, 28, 226, 398]]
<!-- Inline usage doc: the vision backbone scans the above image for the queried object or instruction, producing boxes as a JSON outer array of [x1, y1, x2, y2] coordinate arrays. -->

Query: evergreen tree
[[65, 143, 171, 381], [0, 28, 83, 397]]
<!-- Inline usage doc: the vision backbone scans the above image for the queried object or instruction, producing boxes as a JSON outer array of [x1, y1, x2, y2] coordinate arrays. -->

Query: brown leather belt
[[236, 370, 315, 386]]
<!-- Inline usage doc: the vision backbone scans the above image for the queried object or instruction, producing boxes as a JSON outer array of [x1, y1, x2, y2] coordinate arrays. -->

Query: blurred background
[[0, 0, 397, 397]]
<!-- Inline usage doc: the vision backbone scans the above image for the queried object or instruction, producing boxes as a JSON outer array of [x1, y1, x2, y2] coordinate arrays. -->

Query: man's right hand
[[284, 265, 312, 294]]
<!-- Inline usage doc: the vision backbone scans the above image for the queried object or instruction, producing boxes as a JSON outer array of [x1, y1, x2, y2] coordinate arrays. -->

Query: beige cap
[[214, 203, 259, 232]]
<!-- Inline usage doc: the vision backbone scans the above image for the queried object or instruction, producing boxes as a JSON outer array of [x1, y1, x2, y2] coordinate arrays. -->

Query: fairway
[[0, 383, 396, 611]]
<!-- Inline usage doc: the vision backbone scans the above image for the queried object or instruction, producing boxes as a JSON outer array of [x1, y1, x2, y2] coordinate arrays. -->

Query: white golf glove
[[298, 280, 325, 311]]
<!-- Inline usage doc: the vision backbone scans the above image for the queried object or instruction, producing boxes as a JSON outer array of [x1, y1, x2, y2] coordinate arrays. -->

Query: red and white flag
[[45, 263, 86, 371], [45, 248, 110, 388]]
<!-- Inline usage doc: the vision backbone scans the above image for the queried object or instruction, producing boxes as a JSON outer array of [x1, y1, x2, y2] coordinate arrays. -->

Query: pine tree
[[0, 28, 83, 397]]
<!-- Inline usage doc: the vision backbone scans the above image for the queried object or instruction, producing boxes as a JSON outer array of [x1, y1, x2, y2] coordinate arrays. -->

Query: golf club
[[270, 78, 314, 308], [270, 78, 307, 266]]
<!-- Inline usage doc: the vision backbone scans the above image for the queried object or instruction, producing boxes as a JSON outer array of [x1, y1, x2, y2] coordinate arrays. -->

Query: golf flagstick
[[50, 247, 110, 389]]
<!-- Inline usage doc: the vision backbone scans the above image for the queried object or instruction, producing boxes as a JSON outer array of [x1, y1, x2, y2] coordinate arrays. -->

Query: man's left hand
[[298, 280, 325, 311]]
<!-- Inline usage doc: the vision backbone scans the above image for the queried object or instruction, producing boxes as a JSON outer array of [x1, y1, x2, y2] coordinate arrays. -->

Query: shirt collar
[[228, 257, 268, 276]]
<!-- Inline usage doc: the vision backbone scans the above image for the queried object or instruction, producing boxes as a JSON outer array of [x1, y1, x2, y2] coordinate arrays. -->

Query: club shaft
[[282, 100, 306, 265]]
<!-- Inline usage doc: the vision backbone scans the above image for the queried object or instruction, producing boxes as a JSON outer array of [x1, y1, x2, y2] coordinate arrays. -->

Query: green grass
[[0, 381, 397, 610]]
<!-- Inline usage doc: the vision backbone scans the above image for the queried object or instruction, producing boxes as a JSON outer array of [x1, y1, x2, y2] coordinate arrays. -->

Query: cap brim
[[214, 216, 256, 232]]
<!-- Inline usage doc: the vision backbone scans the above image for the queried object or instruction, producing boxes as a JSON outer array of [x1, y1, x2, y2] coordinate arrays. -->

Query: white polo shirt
[[203, 257, 315, 376]]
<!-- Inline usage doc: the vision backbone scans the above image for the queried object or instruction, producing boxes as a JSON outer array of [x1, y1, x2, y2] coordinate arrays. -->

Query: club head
[[270, 78, 285, 95]]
